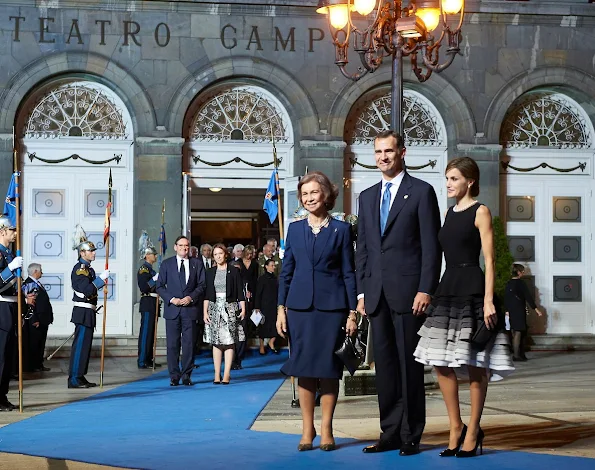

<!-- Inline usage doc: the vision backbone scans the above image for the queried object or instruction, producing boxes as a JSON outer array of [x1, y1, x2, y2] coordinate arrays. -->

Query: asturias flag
[[3, 172, 19, 227], [158, 224, 167, 262], [263, 170, 278, 224]]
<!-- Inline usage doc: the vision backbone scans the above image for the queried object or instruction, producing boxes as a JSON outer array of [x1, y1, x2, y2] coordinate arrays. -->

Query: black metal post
[[391, 45, 404, 135]]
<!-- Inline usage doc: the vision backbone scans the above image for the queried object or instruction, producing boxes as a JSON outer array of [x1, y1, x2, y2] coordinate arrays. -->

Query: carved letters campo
[[7, 16, 325, 51]]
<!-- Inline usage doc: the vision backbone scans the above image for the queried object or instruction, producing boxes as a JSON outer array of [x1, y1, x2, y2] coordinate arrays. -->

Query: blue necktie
[[380, 182, 392, 234]]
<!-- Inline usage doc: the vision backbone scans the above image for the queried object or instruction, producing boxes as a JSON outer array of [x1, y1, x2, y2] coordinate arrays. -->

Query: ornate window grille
[[25, 82, 128, 140], [346, 90, 445, 146], [190, 86, 289, 143], [500, 92, 592, 149]]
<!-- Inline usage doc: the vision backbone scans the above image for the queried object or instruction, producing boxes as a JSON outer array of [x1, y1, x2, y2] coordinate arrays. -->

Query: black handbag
[[334, 332, 365, 376], [470, 300, 504, 351]]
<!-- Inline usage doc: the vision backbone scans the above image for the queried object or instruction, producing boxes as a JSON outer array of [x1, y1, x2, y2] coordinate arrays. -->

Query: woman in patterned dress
[[414, 157, 514, 457], [203, 243, 246, 384]]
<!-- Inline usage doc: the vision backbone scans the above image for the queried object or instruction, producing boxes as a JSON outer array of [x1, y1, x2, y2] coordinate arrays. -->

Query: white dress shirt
[[176, 256, 190, 285], [202, 256, 211, 269], [380, 170, 405, 215]]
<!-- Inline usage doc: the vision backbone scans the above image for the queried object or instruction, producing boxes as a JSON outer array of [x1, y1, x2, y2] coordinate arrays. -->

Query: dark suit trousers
[[138, 311, 156, 367], [370, 291, 426, 444], [68, 324, 93, 384], [0, 327, 15, 398], [166, 314, 195, 380], [26, 322, 49, 370]]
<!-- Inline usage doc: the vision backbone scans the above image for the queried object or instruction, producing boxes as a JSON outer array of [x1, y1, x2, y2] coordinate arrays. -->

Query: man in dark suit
[[156, 236, 205, 386], [356, 130, 441, 455], [23, 263, 53, 372]]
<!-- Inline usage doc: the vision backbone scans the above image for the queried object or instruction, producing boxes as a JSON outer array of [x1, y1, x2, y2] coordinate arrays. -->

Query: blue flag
[[263, 170, 279, 224], [3, 172, 19, 227], [158, 224, 167, 265]]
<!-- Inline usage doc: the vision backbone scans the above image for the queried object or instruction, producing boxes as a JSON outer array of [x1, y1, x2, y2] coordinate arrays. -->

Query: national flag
[[3, 172, 20, 227], [103, 171, 113, 244], [263, 169, 279, 224], [158, 224, 167, 262]]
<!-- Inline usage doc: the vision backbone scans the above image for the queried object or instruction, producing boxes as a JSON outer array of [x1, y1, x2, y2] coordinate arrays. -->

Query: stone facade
[[1, 0, 594, 335]]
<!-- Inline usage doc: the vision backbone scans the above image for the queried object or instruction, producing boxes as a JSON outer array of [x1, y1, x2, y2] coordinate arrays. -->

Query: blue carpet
[[0, 352, 592, 469]]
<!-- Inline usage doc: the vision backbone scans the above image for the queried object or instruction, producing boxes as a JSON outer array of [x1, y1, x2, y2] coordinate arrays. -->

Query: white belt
[[142, 293, 159, 298], [73, 301, 97, 311], [215, 293, 226, 299], [74, 290, 86, 298], [0, 294, 17, 303], [0, 277, 17, 294]]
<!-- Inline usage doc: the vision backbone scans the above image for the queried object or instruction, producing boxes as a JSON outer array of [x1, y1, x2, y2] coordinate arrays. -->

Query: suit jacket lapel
[[384, 172, 413, 235], [369, 182, 382, 240], [313, 218, 336, 265], [301, 220, 314, 265]]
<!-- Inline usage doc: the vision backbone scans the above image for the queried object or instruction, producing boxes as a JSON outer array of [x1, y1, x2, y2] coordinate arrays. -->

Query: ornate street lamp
[[316, 0, 465, 134]]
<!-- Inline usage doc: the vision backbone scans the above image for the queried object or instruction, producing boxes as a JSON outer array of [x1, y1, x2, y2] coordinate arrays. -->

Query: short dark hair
[[512, 263, 525, 277], [445, 157, 480, 197], [174, 236, 189, 245], [297, 171, 339, 211], [374, 130, 405, 149], [264, 258, 275, 268]]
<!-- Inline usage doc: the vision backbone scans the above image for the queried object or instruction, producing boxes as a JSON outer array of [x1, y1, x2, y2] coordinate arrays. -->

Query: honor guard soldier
[[67, 225, 110, 389], [0, 216, 24, 411], [137, 231, 161, 369]]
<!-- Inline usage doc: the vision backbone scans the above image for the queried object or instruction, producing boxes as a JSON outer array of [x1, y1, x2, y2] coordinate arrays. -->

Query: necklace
[[453, 200, 478, 212], [308, 215, 330, 235]]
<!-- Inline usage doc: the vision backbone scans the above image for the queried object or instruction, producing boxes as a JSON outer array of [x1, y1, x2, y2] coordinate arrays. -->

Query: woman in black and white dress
[[203, 243, 246, 384]]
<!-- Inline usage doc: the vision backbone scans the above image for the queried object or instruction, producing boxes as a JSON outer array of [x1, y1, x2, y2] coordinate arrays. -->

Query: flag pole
[[12, 127, 24, 413], [272, 130, 284, 248], [99, 170, 112, 388], [152, 199, 165, 371]]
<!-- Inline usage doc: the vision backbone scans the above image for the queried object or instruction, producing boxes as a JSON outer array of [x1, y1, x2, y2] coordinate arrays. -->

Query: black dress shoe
[[68, 381, 90, 389], [362, 440, 401, 453], [0, 399, 16, 411], [39, 366, 51, 372], [138, 364, 150, 369], [170, 378, 180, 386], [80, 377, 97, 387], [182, 378, 194, 386], [399, 442, 420, 456]]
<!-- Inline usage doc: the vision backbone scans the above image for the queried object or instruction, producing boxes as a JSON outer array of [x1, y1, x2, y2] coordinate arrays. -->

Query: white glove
[[278, 248, 285, 260], [7, 256, 23, 272], [99, 269, 110, 281], [152, 273, 159, 281]]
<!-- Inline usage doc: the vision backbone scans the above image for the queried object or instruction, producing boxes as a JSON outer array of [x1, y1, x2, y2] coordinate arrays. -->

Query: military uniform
[[68, 258, 104, 388], [137, 260, 159, 368], [257, 252, 282, 277], [0, 244, 18, 408]]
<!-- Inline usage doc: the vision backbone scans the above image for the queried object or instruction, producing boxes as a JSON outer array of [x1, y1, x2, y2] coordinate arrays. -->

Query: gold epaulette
[[75, 265, 90, 276], [138, 265, 149, 274]]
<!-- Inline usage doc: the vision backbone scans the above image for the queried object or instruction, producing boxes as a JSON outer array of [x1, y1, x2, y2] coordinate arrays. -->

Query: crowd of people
[[0, 129, 546, 460]]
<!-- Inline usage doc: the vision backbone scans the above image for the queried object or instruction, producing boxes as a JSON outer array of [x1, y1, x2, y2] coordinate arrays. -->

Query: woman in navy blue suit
[[277, 171, 358, 452]]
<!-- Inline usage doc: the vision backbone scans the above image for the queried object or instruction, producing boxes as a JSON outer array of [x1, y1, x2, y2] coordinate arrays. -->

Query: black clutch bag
[[470, 299, 504, 351], [334, 332, 365, 376]]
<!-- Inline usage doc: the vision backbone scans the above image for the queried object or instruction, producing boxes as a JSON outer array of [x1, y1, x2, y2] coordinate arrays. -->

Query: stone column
[[0, 134, 15, 189], [297, 139, 347, 211], [134, 137, 184, 340], [455, 144, 503, 216]]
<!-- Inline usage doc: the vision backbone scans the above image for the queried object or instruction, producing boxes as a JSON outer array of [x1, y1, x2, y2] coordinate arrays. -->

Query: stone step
[[341, 365, 437, 397], [530, 334, 595, 351]]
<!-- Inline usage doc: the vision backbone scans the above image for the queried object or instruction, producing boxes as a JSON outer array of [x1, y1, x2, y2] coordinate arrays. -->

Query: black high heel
[[456, 428, 484, 458], [439, 424, 467, 457]]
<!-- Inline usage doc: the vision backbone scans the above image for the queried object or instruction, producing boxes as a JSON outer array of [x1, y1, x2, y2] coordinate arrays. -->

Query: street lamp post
[[316, 0, 465, 136]]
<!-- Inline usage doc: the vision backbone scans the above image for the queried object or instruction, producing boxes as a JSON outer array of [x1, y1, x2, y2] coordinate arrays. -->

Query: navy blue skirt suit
[[278, 217, 357, 379]]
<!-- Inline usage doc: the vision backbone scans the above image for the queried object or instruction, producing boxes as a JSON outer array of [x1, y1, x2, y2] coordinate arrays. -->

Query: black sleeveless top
[[434, 202, 485, 300]]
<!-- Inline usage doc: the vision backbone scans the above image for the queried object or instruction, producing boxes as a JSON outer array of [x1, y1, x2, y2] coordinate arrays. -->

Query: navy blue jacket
[[0, 243, 18, 332], [278, 218, 357, 312], [71, 258, 104, 328], [156, 256, 205, 321], [137, 261, 158, 313], [355, 172, 442, 314], [23, 277, 53, 327]]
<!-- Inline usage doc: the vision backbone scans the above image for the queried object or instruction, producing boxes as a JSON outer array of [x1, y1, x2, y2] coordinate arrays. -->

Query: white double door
[[22, 165, 134, 337], [503, 175, 593, 334]]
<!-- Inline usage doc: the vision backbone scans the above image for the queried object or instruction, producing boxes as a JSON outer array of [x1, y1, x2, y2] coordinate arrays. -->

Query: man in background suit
[[200, 244, 213, 269], [356, 130, 441, 455], [157, 236, 205, 386], [23, 263, 53, 372]]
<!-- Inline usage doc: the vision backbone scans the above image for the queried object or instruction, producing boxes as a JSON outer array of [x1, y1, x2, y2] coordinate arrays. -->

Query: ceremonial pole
[[99, 170, 113, 388], [13, 128, 24, 413], [152, 199, 165, 371]]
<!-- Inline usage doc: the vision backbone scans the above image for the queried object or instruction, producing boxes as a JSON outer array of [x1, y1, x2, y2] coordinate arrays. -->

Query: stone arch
[[328, 65, 475, 144], [0, 51, 156, 135], [484, 66, 595, 144], [167, 56, 319, 140]]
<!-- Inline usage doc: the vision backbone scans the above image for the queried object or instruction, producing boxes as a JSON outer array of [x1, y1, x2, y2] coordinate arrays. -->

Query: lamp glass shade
[[329, 4, 351, 29], [416, 7, 441, 32], [442, 0, 463, 15], [354, 0, 377, 16]]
